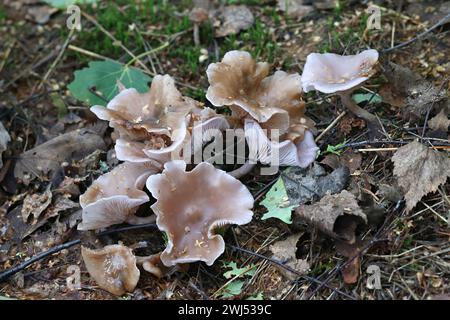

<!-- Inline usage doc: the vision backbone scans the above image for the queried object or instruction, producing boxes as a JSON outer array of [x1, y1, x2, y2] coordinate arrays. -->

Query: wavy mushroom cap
[[207, 50, 305, 131], [245, 119, 318, 168], [146, 160, 254, 266], [301, 49, 379, 94], [78, 162, 159, 230], [81, 244, 140, 296], [91, 75, 199, 159]]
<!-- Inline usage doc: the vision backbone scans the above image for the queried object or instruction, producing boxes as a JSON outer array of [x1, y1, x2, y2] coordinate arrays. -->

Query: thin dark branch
[[382, 12, 450, 53], [226, 244, 356, 300], [0, 223, 158, 282]]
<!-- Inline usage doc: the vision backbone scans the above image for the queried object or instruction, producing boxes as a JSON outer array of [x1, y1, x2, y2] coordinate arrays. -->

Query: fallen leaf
[[21, 186, 52, 223], [352, 93, 383, 105], [282, 164, 350, 206], [223, 261, 256, 279], [392, 140, 450, 212], [381, 62, 447, 121], [68, 60, 151, 105], [428, 108, 450, 132], [260, 177, 296, 224], [14, 127, 107, 185], [321, 151, 362, 174], [0, 121, 10, 169], [269, 233, 309, 280], [277, 0, 314, 19], [212, 5, 254, 37], [26, 5, 57, 24], [293, 190, 367, 241]]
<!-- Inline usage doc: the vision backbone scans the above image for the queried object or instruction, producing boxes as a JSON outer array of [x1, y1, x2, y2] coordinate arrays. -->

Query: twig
[[315, 111, 347, 142], [227, 244, 356, 300], [0, 223, 158, 282], [382, 12, 450, 53], [39, 28, 75, 89]]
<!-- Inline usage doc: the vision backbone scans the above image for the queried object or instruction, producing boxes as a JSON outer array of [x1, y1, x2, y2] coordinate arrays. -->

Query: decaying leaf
[[14, 127, 107, 185], [21, 186, 52, 223], [26, 5, 57, 24], [212, 5, 254, 37], [428, 109, 450, 132], [282, 164, 350, 206], [277, 0, 314, 19], [293, 190, 367, 241], [260, 177, 296, 224], [321, 151, 362, 174], [269, 233, 309, 281], [0, 121, 11, 170], [381, 62, 447, 121], [392, 140, 450, 212]]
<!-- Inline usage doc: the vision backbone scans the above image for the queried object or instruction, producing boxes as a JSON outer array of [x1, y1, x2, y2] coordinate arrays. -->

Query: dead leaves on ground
[[14, 125, 107, 185], [392, 140, 450, 212]]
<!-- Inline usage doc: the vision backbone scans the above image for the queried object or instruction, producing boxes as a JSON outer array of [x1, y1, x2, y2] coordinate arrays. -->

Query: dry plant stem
[[228, 161, 256, 178], [127, 215, 157, 225], [339, 91, 378, 123], [193, 24, 200, 46]]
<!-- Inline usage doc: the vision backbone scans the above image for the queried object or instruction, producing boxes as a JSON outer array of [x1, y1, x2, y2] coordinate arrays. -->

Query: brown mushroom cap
[[81, 244, 140, 296], [90, 75, 200, 163], [146, 160, 254, 266], [78, 162, 159, 231], [206, 51, 311, 136]]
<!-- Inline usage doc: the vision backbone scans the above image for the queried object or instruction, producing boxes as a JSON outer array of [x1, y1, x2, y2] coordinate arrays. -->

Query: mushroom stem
[[193, 24, 200, 46], [338, 92, 378, 123], [127, 215, 157, 225], [228, 161, 256, 178]]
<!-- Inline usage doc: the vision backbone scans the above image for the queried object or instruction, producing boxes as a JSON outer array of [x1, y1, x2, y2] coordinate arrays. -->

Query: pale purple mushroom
[[245, 119, 318, 168], [78, 162, 159, 231], [81, 244, 140, 296], [146, 160, 254, 266], [301, 49, 379, 123]]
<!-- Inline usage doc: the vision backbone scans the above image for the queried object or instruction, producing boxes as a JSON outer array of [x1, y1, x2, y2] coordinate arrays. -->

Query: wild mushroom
[[301, 49, 379, 124], [81, 244, 140, 296], [78, 162, 159, 231], [189, 7, 209, 46], [206, 50, 314, 139], [146, 160, 254, 266], [245, 119, 318, 168], [90, 74, 199, 164]]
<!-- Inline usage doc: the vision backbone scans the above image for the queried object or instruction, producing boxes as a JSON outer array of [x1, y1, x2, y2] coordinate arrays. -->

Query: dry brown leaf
[[294, 190, 367, 241], [321, 151, 362, 174], [21, 186, 52, 223], [277, 0, 314, 19], [392, 140, 450, 212], [14, 127, 106, 185], [428, 109, 450, 132], [212, 5, 254, 37], [269, 233, 309, 281]]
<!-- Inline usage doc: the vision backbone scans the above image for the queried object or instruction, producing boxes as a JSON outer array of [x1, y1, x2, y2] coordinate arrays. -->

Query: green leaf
[[352, 93, 382, 105], [223, 262, 256, 279], [322, 139, 347, 156], [219, 281, 245, 298], [246, 292, 264, 300], [44, 0, 96, 9], [68, 60, 151, 106], [260, 177, 296, 224]]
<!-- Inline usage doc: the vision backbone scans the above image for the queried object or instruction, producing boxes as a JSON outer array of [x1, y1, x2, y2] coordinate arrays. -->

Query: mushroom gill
[[146, 160, 254, 266], [78, 162, 159, 231]]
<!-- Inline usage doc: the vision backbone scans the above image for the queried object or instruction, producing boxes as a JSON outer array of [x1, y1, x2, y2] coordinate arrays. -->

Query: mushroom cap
[[301, 49, 379, 94], [146, 160, 254, 266], [78, 162, 159, 231], [189, 7, 209, 23], [91, 75, 199, 161], [206, 51, 293, 126], [245, 119, 318, 168], [81, 244, 140, 296]]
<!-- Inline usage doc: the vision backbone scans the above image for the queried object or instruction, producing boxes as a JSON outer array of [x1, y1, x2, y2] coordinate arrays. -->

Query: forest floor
[[0, 0, 449, 300]]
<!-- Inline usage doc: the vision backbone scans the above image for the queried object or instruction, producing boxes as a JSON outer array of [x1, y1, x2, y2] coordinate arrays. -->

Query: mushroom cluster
[[78, 48, 379, 295]]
